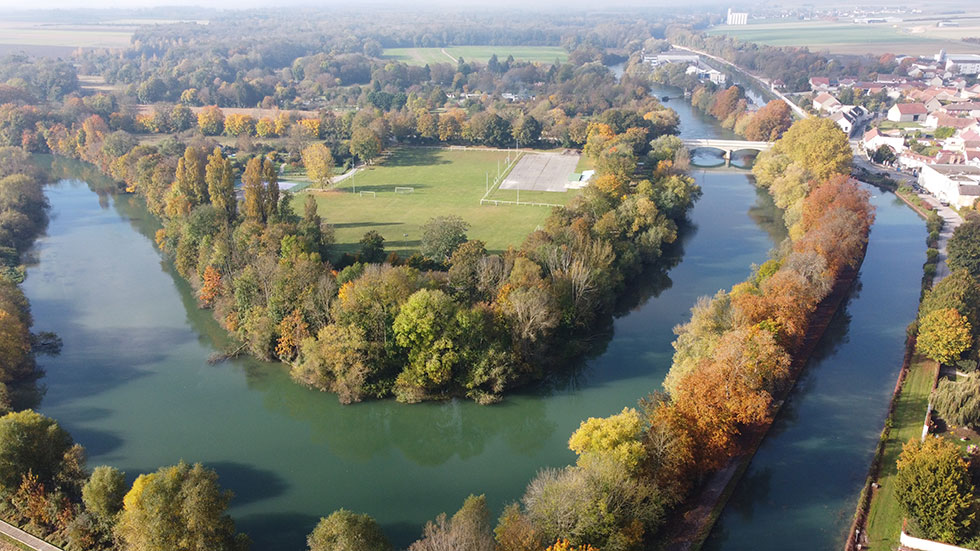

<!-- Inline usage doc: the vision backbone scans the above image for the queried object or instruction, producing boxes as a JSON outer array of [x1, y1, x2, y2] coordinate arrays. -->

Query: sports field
[[293, 147, 579, 258], [500, 152, 581, 192], [382, 46, 567, 66], [708, 20, 980, 55]]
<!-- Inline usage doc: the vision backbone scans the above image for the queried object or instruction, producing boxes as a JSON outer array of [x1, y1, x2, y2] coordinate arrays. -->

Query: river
[[21, 86, 923, 551]]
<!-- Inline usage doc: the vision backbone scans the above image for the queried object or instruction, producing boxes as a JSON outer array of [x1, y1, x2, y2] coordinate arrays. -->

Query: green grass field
[[864, 354, 937, 550], [293, 147, 576, 259], [382, 46, 567, 66], [707, 21, 978, 55]]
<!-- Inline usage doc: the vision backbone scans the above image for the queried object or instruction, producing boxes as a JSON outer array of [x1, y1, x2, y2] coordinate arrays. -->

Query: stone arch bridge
[[681, 139, 774, 163]]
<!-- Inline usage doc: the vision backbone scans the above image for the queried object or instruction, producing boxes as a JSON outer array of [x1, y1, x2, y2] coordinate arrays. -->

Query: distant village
[[806, 50, 980, 208]]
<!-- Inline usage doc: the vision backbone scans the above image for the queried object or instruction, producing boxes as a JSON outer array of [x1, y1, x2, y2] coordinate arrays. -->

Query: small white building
[[888, 103, 929, 122], [919, 164, 980, 208]]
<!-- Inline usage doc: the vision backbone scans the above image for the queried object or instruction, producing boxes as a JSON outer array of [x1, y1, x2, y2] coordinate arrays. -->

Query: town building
[[726, 8, 748, 25], [864, 127, 906, 153], [946, 54, 980, 75], [645, 49, 700, 67], [887, 103, 928, 122], [918, 164, 980, 207]]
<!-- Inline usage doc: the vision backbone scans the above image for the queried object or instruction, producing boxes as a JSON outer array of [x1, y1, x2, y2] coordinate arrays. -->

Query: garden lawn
[[293, 147, 572, 259], [864, 354, 938, 550]]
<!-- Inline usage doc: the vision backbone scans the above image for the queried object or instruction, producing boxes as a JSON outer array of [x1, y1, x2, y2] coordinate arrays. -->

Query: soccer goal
[[394, 186, 415, 194], [359, 191, 376, 198]]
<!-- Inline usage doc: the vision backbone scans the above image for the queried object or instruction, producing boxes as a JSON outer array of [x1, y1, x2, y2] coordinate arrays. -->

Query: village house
[[864, 127, 906, 153], [925, 112, 979, 130], [830, 105, 869, 136], [809, 77, 834, 92], [813, 92, 842, 113], [888, 103, 928, 122], [918, 164, 980, 207]]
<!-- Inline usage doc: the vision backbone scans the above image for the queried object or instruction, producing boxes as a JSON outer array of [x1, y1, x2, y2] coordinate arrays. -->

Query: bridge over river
[[681, 138, 774, 159]]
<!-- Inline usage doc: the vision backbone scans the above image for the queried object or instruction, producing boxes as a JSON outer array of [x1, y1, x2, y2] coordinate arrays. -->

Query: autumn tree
[[307, 509, 391, 551], [895, 437, 976, 544], [918, 308, 972, 365], [568, 407, 645, 469], [410, 495, 495, 551], [116, 461, 249, 551], [197, 105, 225, 136], [770, 117, 852, 182], [742, 100, 792, 141], [302, 143, 335, 188], [82, 466, 126, 525]]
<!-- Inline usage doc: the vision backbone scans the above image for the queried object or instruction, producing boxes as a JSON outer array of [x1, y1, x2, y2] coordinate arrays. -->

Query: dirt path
[[440, 48, 457, 63]]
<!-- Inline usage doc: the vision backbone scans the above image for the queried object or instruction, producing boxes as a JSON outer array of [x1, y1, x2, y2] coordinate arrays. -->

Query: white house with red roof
[[888, 103, 929, 122]]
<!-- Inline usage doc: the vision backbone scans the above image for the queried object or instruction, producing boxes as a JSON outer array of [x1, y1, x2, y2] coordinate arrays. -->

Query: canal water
[[21, 85, 923, 551]]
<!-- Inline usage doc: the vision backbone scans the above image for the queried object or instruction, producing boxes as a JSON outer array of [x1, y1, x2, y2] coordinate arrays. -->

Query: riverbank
[[665, 254, 865, 551]]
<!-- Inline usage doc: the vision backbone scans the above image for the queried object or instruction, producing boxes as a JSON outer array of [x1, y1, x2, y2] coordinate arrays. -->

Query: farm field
[[293, 147, 577, 258], [383, 45, 567, 66], [0, 22, 133, 50], [707, 20, 980, 55]]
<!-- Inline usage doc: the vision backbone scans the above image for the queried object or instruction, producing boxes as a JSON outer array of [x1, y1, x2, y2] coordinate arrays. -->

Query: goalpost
[[394, 186, 415, 194], [359, 191, 376, 198]]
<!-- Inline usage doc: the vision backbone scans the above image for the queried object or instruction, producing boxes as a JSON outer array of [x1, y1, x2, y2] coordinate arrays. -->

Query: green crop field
[[382, 46, 567, 66], [707, 21, 978, 55], [293, 147, 576, 259]]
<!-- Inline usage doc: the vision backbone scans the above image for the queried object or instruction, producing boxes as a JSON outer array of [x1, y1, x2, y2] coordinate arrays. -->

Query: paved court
[[499, 152, 581, 192]]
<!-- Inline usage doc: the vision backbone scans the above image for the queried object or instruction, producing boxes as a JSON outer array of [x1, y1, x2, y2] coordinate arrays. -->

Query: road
[[850, 138, 962, 283], [670, 45, 809, 119]]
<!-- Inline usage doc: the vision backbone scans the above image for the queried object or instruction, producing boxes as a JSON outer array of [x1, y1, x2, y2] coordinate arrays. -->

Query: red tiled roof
[[895, 103, 928, 115]]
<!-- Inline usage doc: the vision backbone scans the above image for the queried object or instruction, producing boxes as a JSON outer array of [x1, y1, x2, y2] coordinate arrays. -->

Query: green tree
[[206, 147, 236, 221], [263, 157, 279, 221], [394, 289, 460, 395], [116, 461, 249, 551], [359, 231, 386, 263], [420, 215, 469, 262], [0, 410, 74, 494], [307, 509, 391, 551], [918, 308, 973, 365], [932, 376, 980, 429], [82, 465, 126, 524], [302, 143, 335, 188], [512, 115, 543, 147], [410, 495, 495, 551], [350, 127, 382, 163], [949, 220, 980, 279], [895, 437, 976, 544], [242, 157, 265, 222]]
